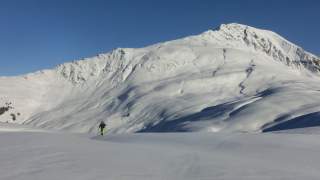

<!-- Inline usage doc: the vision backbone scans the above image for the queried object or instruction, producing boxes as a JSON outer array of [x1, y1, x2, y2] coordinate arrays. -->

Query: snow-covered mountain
[[1, 23, 320, 134]]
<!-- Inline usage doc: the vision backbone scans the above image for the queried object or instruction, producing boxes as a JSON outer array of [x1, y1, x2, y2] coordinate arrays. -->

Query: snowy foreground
[[1, 124, 320, 180]]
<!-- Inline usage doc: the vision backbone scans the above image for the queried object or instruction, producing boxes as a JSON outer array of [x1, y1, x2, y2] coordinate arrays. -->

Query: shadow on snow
[[139, 88, 277, 132]]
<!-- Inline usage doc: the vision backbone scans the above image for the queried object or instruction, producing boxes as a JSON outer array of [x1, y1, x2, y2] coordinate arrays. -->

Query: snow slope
[[1, 23, 320, 133], [1, 127, 320, 180]]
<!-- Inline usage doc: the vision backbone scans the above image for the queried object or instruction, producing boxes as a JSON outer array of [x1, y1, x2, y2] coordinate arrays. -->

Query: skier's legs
[[100, 128, 104, 136]]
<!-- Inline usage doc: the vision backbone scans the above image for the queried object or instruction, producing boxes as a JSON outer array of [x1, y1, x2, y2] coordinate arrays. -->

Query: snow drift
[[1, 23, 320, 133]]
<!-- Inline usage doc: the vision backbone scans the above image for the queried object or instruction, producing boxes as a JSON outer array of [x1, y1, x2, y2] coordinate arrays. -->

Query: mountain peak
[[219, 22, 248, 30], [51, 23, 320, 86], [198, 23, 320, 73]]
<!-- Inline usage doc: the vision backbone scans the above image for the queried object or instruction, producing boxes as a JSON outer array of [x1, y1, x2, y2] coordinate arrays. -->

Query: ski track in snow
[[212, 48, 227, 77], [239, 60, 256, 95]]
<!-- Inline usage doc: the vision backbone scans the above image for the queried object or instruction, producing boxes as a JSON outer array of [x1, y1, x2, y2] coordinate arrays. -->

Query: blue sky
[[0, 0, 319, 76]]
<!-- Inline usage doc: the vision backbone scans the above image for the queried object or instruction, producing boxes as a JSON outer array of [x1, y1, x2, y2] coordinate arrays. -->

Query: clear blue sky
[[0, 0, 319, 76]]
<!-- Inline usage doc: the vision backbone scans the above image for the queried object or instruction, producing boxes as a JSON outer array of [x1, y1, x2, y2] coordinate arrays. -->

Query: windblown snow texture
[[1, 23, 320, 133], [2, 128, 320, 180]]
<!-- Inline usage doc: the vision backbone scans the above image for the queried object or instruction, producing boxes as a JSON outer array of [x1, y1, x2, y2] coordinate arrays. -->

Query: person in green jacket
[[98, 121, 106, 136]]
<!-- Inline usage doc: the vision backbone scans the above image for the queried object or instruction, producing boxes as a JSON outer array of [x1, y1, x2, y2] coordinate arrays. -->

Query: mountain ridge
[[51, 23, 319, 85]]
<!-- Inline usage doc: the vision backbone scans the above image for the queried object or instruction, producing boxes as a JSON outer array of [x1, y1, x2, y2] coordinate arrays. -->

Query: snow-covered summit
[[48, 23, 319, 85], [198, 23, 320, 73], [42, 23, 318, 86], [1, 23, 320, 134]]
